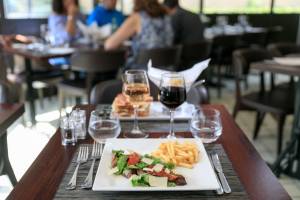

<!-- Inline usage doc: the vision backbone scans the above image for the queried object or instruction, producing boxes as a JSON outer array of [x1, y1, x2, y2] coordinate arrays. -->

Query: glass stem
[[169, 110, 175, 138], [133, 105, 140, 132]]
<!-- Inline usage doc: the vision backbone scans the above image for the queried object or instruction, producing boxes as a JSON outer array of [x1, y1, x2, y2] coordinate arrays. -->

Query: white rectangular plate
[[118, 102, 195, 121], [93, 138, 219, 191]]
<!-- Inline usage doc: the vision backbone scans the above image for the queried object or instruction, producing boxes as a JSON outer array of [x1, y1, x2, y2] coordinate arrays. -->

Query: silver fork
[[66, 146, 89, 190], [81, 142, 103, 189]]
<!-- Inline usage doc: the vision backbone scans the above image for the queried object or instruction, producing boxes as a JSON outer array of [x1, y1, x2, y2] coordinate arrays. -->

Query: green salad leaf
[[112, 150, 125, 158], [135, 162, 149, 169], [131, 174, 150, 187], [116, 155, 128, 175]]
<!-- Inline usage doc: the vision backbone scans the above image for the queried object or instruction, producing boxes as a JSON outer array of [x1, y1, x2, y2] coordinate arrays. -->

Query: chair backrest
[[90, 79, 123, 104], [266, 26, 283, 45], [267, 43, 300, 57], [240, 31, 267, 48], [187, 83, 209, 105], [0, 81, 9, 103], [135, 46, 182, 70], [233, 48, 272, 99], [70, 49, 126, 73], [180, 41, 212, 70]]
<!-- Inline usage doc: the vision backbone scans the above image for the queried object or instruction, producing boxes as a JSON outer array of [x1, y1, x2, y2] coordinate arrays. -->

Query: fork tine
[[92, 141, 96, 157], [77, 147, 83, 162], [85, 146, 89, 160]]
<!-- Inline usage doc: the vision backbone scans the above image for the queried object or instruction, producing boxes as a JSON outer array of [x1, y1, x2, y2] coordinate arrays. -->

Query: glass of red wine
[[159, 73, 187, 139]]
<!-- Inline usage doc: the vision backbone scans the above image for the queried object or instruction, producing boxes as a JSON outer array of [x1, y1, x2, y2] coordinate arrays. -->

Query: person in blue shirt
[[87, 0, 125, 27]]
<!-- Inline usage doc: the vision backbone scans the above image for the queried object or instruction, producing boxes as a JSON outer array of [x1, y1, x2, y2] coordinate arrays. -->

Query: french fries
[[151, 141, 200, 169]]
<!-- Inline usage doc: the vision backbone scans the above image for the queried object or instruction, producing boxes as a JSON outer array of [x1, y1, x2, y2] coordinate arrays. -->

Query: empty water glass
[[60, 116, 76, 146], [190, 108, 222, 143], [71, 108, 86, 140], [88, 110, 121, 143]]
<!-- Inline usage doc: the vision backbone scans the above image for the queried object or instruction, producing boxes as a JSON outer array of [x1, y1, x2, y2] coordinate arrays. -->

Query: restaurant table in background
[[6, 104, 290, 200], [1, 44, 74, 124], [0, 103, 25, 185], [251, 58, 300, 179]]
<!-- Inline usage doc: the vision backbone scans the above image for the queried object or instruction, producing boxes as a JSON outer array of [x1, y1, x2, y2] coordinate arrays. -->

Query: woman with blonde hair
[[105, 0, 174, 69]]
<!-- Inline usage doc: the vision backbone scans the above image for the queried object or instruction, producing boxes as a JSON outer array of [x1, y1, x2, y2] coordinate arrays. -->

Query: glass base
[[123, 129, 148, 138]]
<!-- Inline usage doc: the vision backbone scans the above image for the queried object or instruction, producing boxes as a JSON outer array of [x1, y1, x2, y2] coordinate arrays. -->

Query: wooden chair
[[0, 82, 17, 185], [232, 48, 294, 155], [58, 49, 126, 112], [135, 46, 182, 71]]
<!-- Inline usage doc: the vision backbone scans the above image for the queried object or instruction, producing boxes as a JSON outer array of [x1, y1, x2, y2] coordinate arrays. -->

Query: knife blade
[[211, 152, 231, 194], [209, 154, 224, 195]]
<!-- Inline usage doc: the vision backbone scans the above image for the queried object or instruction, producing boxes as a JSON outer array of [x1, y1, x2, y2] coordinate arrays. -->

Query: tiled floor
[[1, 75, 300, 199]]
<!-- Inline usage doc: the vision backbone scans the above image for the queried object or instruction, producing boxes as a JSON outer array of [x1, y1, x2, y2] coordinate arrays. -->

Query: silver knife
[[211, 152, 232, 194], [209, 155, 224, 195]]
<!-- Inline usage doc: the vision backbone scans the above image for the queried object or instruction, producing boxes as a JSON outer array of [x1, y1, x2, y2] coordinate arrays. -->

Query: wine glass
[[122, 70, 150, 138], [88, 110, 121, 144], [159, 73, 187, 139]]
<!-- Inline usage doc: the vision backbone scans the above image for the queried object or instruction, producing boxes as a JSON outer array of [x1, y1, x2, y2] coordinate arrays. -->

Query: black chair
[[0, 81, 17, 186], [90, 79, 209, 106], [232, 48, 294, 155], [211, 34, 241, 97], [265, 26, 283, 45], [135, 46, 182, 71], [58, 49, 126, 111], [180, 41, 212, 70], [240, 31, 268, 48]]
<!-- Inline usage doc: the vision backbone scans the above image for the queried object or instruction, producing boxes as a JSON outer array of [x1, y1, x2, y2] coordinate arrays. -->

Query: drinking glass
[[88, 110, 121, 144], [159, 73, 186, 139], [122, 70, 150, 138], [60, 116, 76, 146], [190, 108, 222, 143], [71, 108, 86, 140]]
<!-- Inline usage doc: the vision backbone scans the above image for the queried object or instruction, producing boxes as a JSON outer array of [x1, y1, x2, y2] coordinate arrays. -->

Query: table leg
[[272, 79, 300, 178], [0, 132, 17, 185], [25, 58, 36, 124]]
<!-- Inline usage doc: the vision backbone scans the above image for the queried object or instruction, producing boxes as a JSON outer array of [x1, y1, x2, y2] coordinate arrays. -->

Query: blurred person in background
[[105, 0, 174, 69], [87, 0, 125, 28], [48, 0, 84, 46], [163, 0, 204, 44]]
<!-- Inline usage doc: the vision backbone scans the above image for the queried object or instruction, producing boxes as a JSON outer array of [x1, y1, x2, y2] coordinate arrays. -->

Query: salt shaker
[[71, 108, 87, 140]]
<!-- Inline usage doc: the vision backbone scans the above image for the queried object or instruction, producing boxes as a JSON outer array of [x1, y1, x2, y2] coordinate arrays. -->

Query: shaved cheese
[[149, 176, 168, 187], [143, 168, 153, 172], [165, 168, 170, 174], [153, 164, 164, 172], [130, 174, 139, 180], [108, 167, 119, 175], [141, 157, 153, 165]]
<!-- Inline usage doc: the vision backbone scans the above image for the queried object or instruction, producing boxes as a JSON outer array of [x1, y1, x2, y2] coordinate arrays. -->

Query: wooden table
[[251, 60, 300, 179], [0, 103, 25, 185], [0, 103, 25, 134], [2, 45, 73, 124], [6, 104, 290, 200]]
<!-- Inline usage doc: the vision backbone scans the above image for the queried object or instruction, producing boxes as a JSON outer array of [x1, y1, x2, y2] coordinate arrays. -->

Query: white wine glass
[[122, 70, 150, 138]]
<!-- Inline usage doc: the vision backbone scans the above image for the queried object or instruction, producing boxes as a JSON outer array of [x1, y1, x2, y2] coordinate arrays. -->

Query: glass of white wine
[[122, 70, 150, 138]]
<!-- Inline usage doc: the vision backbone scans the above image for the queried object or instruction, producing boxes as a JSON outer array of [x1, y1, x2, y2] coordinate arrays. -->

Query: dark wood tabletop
[[0, 103, 24, 135], [251, 60, 300, 76], [2, 45, 73, 60], [6, 104, 291, 200]]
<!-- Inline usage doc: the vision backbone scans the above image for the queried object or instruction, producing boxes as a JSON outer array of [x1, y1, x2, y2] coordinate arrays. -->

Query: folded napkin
[[147, 59, 210, 91], [77, 21, 112, 43]]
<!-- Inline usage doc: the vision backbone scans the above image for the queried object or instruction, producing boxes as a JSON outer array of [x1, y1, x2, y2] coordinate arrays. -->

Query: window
[[179, 0, 200, 13], [203, 0, 272, 14], [117, 0, 134, 15], [3, 0, 93, 19], [273, 0, 300, 13]]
